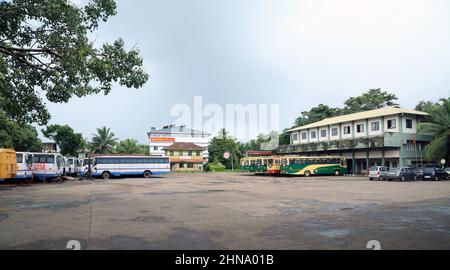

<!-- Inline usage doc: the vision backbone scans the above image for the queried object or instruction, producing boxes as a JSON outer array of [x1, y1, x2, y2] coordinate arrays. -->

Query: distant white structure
[[147, 125, 211, 160]]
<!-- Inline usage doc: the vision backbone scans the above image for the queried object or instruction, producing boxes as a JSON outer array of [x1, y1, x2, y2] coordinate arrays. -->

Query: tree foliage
[[90, 126, 117, 154], [292, 89, 398, 129], [278, 130, 291, 146], [42, 124, 83, 156], [0, 0, 149, 125], [294, 104, 341, 127], [115, 138, 148, 155], [208, 129, 239, 169], [342, 88, 398, 114], [0, 111, 42, 151], [417, 98, 450, 162]]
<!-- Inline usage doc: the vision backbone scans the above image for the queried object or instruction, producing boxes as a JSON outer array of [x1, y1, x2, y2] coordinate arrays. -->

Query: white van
[[64, 157, 79, 176], [32, 153, 64, 180]]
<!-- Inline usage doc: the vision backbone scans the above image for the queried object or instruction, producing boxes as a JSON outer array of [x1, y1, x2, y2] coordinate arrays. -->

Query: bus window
[[26, 155, 33, 166], [16, 153, 23, 164]]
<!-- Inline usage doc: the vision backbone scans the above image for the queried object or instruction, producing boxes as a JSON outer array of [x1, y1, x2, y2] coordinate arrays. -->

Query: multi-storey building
[[147, 125, 211, 160], [278, 106, 432, 174]]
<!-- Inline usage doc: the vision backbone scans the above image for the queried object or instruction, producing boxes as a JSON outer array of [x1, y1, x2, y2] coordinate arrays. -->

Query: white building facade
[[148, 125, 211, 160], [279, 107, 433, 174]]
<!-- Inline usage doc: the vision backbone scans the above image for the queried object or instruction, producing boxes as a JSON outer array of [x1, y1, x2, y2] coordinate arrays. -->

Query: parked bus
[[80, 158, 94, 176], [64, 157, 79, 176], [266, 156, 282, 174], [92, 155, 171, 179], [240, 157, 262, 173], [0, 148, 17, 181], [281, 156, 347, 176], [32, 153, 64, 180], [15, 152, 34, 180]]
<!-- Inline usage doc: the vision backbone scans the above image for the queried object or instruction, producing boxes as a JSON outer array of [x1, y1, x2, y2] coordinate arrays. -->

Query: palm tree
[[116, 139, 141, 154], [91, 127, 118, 154], [418, 98, 450, 162]]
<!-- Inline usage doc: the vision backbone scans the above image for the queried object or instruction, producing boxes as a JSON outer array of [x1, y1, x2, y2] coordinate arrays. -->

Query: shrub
[[207, 161, 226, 172]]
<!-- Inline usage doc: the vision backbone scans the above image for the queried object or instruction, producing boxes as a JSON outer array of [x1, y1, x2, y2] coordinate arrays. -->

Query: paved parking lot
[[1, 173, 450, 250]]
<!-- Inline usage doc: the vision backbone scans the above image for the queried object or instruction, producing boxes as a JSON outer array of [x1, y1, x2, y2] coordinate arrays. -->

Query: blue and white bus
[[92, 155, 171, 179], [15, 152, 34, 180], [32, 153, 64, 180]]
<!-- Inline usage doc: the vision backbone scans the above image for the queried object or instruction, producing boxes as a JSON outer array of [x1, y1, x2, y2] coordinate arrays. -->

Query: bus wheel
[[102, 171, 111, 179], [143, 171, 152, 178], [304, 171, 311, 177], [334, 170, 340, 176]]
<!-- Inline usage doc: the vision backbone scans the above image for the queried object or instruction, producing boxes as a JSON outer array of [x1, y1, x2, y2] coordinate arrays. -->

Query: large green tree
[[342, 88, 398, 114], [0, 111, 42, 151], [294, 104, 341, 127], [208, 129, 239, 169], [42, 124, 83, 156], [91, 126, 117, 154], [291, 89, 398, 129], [278, 130, 291, 146], [417, 98, 450, 162], [0, 0, 148, 125]]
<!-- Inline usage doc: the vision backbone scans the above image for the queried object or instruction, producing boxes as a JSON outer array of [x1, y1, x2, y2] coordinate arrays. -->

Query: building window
[[387, 119, 396, 129], [343, 126, 351, 135], [188, 150, 192, 156], [196, 151, 201, 156], [301, 132, 307, 140], [371, 122, 380, 131], [292, 133, 298, 141], [406, 119, 413, 129], [320, 130, 327, 138], [178, 151, 183, 156], [187, 163, 194, 168], [356, 124, 364, 133], [170, 150, 174, 156], [418, 142, 426, 151], [331, 128, 338, 137], [310, 131, 317, 139], [407, 141, 415, 151]]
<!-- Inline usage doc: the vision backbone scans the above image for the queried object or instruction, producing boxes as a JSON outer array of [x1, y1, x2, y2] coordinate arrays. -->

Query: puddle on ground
[[318, 229, 351, 238], [110, 215, 167, 223]]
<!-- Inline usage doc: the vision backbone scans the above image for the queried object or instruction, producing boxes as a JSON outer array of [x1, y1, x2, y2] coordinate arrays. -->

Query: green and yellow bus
[[240, 157, 265, 173], [281, 156, 347, 176], [240, 156, 284, 175]]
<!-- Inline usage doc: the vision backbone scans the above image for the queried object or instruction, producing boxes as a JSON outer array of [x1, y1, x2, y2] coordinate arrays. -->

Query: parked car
[[411, 167, 424, 179], [387, 167, 417, 181], [444, 167, 450, 179], [368, 166, 389, 181], [422, 167, 448, 181]]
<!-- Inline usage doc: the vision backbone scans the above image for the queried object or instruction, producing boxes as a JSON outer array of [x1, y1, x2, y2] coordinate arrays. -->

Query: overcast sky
[[43, 0, 450, 143]]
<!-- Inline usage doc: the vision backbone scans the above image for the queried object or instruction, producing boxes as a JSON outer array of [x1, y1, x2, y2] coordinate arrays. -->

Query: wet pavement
[[1, 173, 450, 250]]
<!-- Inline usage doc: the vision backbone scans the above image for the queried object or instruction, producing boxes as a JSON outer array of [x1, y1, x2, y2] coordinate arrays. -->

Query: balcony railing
[[276, 136, 386, 154]]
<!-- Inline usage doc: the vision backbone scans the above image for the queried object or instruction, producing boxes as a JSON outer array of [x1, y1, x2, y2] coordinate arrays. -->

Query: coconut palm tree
[[91, 127, 118, 154], [418, 98, 450, 162], [116, 139, 141, 154]]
